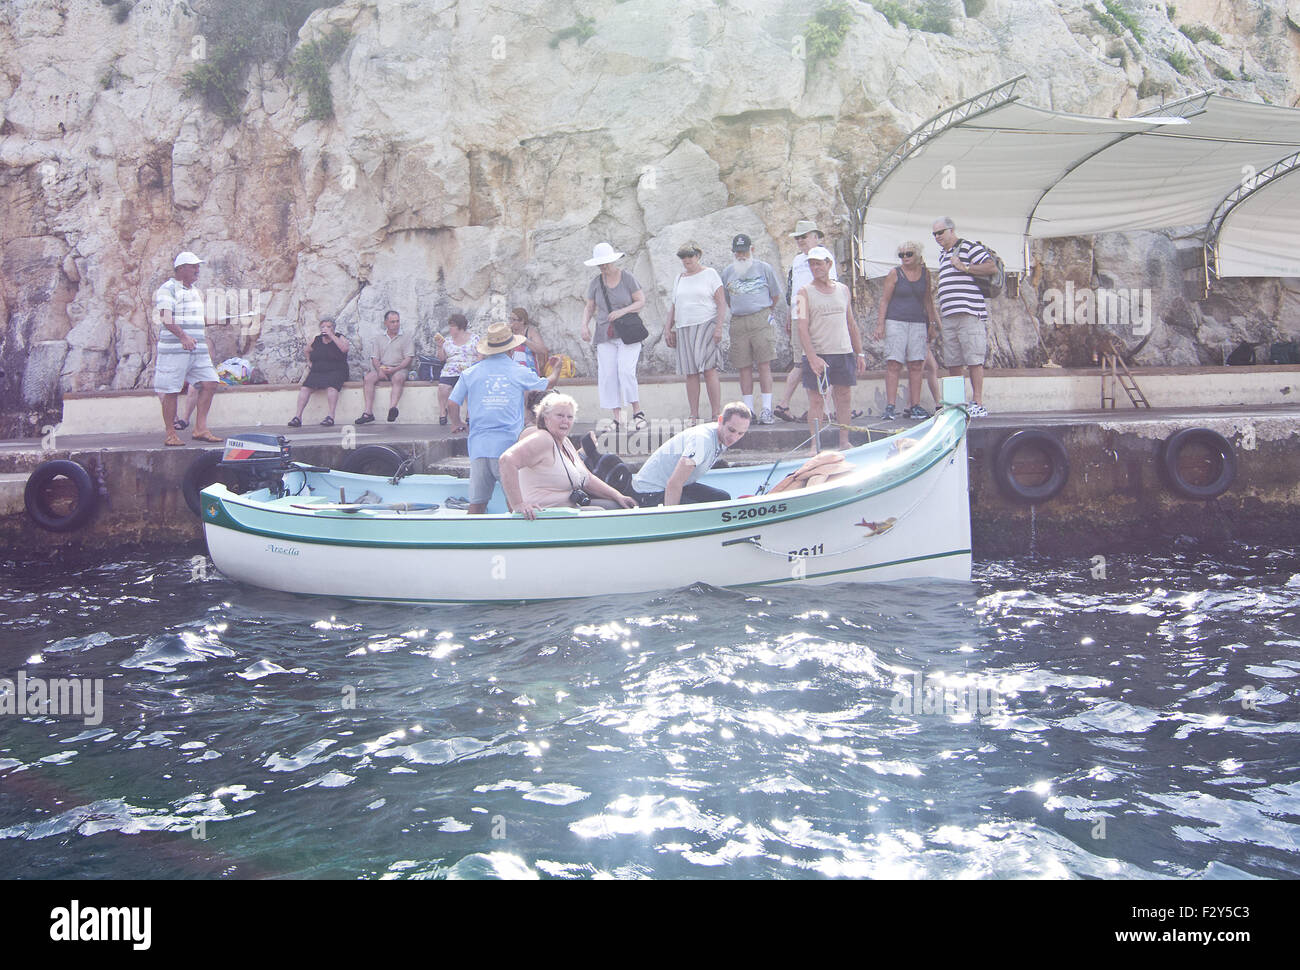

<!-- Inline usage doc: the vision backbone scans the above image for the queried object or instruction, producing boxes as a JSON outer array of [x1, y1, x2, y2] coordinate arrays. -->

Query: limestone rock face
[[2, 0, 1299, 432]]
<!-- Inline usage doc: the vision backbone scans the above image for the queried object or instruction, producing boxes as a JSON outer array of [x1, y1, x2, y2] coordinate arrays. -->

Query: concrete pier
[[4, 369, 1299, 558]]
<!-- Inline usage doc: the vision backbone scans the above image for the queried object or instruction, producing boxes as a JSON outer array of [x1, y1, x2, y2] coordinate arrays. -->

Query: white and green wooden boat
[[199, 406, 971, 603]]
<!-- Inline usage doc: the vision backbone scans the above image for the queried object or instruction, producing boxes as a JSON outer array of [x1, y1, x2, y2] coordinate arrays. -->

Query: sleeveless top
[[801, 282, 853, 355], [441, 335, 477, 378], [519, 437, 589, 508], [886, 265, 929, 323]]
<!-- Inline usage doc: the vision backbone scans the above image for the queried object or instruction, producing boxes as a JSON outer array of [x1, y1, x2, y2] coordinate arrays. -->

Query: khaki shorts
[[939, 313, 988, 367], [154, 349, 220, 395], [728, 309, 776, 369], [884, 319, 928, 364]]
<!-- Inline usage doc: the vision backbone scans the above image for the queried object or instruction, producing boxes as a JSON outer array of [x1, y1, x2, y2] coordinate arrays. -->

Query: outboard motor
[[219, 433, 297, 498]]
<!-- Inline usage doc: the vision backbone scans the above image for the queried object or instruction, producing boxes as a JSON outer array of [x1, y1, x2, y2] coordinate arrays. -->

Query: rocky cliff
[[2, 0, 1299, 434]]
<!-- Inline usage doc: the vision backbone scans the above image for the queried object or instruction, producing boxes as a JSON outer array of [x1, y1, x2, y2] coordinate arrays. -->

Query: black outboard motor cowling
[[220, 433, 295, 497]]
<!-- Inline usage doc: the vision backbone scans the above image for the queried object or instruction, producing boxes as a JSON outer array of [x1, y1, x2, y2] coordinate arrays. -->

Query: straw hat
[[478, 322, 527, 356], [584, 242, 624, 266]]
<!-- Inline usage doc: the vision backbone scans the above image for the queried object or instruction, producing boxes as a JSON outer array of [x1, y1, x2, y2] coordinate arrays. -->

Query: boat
[[199, 406, 971, 602]]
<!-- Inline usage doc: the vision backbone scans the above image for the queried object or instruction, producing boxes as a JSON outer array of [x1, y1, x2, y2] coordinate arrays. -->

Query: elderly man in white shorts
[[155, 251, 221, 445]]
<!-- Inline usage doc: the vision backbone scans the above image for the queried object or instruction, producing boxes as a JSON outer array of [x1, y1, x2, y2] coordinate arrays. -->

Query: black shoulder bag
[[599, 275, 648, 345]]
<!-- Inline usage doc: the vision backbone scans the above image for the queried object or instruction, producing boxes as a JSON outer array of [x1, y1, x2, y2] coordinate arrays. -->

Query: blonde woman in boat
[[499, 394, 638, 519]]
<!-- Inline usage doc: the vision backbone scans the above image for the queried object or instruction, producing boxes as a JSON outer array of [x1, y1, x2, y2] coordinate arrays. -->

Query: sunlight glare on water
[[0, 545, 1297, 879]]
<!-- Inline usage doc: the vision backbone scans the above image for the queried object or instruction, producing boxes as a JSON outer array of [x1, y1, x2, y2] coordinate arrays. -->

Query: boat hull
[[201, 411, 972, 602]]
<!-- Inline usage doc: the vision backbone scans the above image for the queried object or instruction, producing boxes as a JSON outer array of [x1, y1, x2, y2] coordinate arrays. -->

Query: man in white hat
[[773, 220, 838, 422], [449, 322, 563, 514], [154, 251, 222, 445]]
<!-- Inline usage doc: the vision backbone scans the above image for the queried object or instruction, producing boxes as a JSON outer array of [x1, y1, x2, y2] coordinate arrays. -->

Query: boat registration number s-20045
[[720, 502, 788, 523]]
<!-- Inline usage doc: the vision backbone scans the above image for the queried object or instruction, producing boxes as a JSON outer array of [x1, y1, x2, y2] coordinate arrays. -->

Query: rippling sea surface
[[1, 545, 1297, 880]]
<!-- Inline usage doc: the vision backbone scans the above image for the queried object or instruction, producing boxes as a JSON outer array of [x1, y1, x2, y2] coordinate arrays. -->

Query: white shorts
[[154, 350, 220, 395]]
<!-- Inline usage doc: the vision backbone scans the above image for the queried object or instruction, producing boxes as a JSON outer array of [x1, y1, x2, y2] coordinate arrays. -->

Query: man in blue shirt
[[450, 322, 561, 513], [721, 234, 785, 424]]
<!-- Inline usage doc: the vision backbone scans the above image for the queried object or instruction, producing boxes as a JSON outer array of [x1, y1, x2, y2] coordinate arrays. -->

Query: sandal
[[772, 405, 795, 422], [191, 430, 222, 443], [173, 418, 189, 431], [439, 414, 448, 426], [632, 411, 648, 430], [164, 435, 186, 447], [319, 416, 334, 426], [452, 424, 468, 433], [287, 416, 302, 428]]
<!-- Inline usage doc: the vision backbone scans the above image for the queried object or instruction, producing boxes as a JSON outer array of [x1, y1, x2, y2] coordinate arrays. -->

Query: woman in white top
[[498, 394, 637, 519], [663, 241, 728, 421]]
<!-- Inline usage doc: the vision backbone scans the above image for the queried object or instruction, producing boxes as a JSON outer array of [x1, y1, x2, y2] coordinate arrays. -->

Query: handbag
[[599, 276, 648, 345]]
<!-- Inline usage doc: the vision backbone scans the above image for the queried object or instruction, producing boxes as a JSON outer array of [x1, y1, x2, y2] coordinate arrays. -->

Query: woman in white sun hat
[[580, 242, 648, 430]]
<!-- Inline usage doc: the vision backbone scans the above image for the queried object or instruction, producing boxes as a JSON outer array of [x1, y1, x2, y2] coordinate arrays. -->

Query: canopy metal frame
[[853, 81, 1300, 289], [1204, 150, 1300, 279]]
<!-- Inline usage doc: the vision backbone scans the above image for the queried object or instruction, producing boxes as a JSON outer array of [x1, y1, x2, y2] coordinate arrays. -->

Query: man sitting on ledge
[[630, 402, 752, 507]]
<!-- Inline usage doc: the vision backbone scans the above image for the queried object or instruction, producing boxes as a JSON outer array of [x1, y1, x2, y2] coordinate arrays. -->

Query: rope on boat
[[727, 454, 956, 560]]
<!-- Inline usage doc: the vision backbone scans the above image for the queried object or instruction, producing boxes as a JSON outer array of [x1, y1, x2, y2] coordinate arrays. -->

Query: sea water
[[1, 545, 1297, 879]]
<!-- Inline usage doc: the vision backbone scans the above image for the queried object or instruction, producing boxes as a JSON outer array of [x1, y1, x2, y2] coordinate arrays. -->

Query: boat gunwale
[[202, 411, 969, 550]]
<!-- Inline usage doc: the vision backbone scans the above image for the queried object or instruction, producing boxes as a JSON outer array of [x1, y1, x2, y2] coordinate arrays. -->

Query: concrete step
[[0, 472, 27, 516]]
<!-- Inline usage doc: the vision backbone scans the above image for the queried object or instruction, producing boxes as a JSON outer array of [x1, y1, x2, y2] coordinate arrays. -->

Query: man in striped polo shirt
[[154, 251, 221, 445], [932, 217, 996, 417]]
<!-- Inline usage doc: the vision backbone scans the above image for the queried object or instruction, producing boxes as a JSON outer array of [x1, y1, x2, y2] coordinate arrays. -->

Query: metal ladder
[[1100, 335, 1150, 409]]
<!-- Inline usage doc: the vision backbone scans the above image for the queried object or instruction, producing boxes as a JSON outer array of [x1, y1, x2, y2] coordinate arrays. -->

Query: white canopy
[[858, 86, 1300, 280]]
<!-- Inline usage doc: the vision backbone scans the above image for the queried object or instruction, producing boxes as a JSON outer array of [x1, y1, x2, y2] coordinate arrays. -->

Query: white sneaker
[[967, 403, 988, 418], [759, 407, 775, 425]]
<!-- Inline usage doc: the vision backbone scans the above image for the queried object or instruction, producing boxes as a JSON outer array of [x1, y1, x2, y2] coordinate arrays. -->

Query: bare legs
[[805, 383, 853, 453]]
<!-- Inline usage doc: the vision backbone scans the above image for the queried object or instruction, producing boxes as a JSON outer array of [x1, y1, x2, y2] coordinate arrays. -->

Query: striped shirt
[[937, 239, 990, 319], [154, 278, 208, 355]]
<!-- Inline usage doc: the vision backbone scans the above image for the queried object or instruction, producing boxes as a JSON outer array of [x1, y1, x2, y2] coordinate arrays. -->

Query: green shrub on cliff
[[806, 1, 854, 62], [290, 28, 351, 121], [181, 0, 339, 122], [870, 0, 953, 35]]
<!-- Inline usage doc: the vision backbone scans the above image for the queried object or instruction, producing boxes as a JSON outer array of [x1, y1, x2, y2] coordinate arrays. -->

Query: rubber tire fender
[[339, 445, 406, 477], [993, 429, 1070, 504], [1159, 427, 1236, 500], [182, 450, 225, 519], [24, 459, 99, 532]]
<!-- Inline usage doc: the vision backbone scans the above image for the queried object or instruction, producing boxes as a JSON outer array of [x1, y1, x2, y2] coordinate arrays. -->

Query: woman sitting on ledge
[[288, 318, 350, 427], [499, 393, 637, 519]]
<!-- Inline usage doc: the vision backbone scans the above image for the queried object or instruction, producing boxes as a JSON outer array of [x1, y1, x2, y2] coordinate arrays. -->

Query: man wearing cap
[[154, 251, 222, 446], [773, 220, 838, 422], [720, 234, 784, 425], [794, 246, 865, 453], [449, 322, 562, 514], [356, 309, 414, 424]]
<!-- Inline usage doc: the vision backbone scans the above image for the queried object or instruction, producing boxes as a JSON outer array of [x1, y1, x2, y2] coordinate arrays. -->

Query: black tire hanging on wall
[[1159, 427, 1236, 500], [339, 445, 405, 477], [993, 430, 1071, 504], [182, 450, 225, 518], [25, 459, 99, 532]]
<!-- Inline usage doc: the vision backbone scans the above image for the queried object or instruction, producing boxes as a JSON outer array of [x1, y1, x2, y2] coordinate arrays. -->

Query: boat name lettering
[[787, 543, 825, 561], [721, 502, 788, 523], [265, 543, 299, 556]]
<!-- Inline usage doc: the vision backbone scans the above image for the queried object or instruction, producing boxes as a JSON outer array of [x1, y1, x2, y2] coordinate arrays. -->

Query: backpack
[[961, 239, 1005, 298], [1227, 341, 1257, 366], [1268, 341, 1300, 365]]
